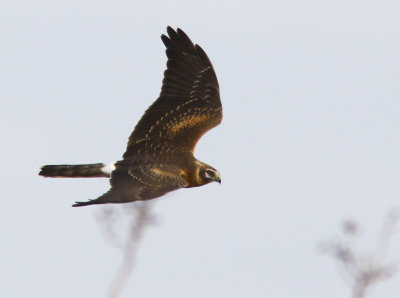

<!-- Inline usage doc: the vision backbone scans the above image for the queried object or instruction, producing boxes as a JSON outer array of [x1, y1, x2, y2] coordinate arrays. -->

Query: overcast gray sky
[[1, 1, 400, 297]]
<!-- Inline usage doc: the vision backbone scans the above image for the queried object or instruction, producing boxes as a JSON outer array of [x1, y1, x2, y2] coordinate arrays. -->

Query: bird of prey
[[39, 27, 222, 207]]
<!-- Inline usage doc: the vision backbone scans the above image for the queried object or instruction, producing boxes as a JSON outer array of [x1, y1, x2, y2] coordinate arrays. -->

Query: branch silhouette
[[320, 208, 399, 298], [96, 202, 156, 298]]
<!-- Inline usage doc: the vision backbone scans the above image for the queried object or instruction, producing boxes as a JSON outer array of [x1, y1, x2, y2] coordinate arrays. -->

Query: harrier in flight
[[39, 27, 222, 207]]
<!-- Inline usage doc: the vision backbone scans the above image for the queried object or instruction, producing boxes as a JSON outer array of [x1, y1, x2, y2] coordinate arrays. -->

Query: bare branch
[[96, 202, 156, 298], [320, 208, 399, 298]]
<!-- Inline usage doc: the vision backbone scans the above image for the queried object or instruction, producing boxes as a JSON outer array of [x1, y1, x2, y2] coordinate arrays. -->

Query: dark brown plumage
[[39, 27, 222, 207]]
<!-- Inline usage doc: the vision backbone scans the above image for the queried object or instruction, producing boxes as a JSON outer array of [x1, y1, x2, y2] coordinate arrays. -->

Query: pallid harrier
[[39, 27, 222, 207]]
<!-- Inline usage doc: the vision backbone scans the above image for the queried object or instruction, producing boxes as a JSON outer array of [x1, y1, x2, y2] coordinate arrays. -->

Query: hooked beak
[[215, 173, 221, 184]]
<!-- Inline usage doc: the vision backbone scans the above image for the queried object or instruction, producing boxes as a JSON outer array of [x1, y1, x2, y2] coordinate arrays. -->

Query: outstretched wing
[[73, 163, 188, 206], [123, 27, 222, 158]]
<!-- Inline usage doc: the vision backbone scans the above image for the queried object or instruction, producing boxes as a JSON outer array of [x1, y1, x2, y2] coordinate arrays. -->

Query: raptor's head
[[198, 164, 221, 185]]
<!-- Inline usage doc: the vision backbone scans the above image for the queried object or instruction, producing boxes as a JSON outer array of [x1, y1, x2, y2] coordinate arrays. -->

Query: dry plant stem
[[352, 209, 400, 298], [106, 202, 152, 298], [322, 208, 399, 298], [374, 210, 399, 266], [352, 282, 366, 298]]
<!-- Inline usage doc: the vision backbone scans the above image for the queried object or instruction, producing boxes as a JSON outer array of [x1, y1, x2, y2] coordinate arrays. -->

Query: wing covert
[[123, 27, 222, 158]]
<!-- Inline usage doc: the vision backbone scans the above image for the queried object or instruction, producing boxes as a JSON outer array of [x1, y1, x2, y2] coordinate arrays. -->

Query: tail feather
[[39, 163, 115, 178]]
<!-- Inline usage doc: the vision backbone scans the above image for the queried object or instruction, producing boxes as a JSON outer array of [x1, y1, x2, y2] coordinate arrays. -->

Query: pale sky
[[1, 1, 400, 297]]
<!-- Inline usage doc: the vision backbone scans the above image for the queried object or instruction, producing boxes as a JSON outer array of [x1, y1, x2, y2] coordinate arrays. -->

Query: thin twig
[[96, 202, 154, 298], [320, 208, 399, 298]]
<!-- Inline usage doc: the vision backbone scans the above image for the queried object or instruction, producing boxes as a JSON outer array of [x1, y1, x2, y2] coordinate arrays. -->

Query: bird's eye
[[205, 169, 215, 177]]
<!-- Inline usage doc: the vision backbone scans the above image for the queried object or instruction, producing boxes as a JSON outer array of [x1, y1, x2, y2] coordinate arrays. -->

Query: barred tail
[[39, 162, 116, 178]]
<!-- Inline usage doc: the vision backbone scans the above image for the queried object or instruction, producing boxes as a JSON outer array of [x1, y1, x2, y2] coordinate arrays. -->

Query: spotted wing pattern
[[72, 157, 189, 206], [129, 162, 188, 196], [124, 27, 222, 157]]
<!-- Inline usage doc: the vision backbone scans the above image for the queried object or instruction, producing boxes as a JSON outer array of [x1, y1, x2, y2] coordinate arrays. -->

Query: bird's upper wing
[[123, 27, 222, 158]]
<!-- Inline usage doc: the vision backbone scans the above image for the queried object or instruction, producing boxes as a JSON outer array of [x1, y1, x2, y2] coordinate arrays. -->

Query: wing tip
[[72, 200, 99, 207]]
